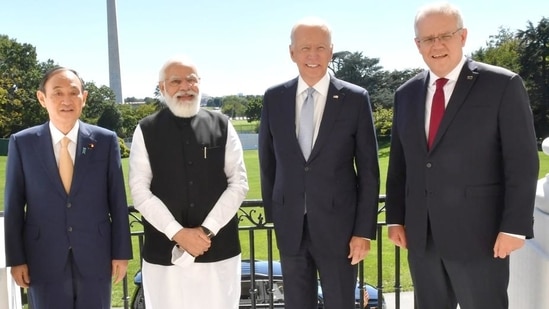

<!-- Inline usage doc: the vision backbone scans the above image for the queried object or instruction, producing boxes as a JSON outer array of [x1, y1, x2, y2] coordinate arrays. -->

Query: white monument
[[508, 138, 549, 308]]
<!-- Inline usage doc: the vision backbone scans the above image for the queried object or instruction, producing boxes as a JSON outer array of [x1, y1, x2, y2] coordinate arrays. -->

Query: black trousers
[[408, 234, 509, 309], [279, 216, 358, 309]]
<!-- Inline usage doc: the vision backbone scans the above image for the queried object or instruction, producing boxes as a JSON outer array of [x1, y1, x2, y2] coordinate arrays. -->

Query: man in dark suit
[[4, 67, 132, 309], [259, 17, 380, 309], [386, 3, 539, 309]]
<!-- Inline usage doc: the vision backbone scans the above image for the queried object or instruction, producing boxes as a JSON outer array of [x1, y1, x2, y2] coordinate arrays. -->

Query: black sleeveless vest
[[139, 108, 241, 265]]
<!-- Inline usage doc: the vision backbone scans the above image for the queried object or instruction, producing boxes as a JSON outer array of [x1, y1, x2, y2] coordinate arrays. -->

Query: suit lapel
[[71, 122, 97, 196], [431, 59, 478, 150], [415, 72, 430, 152], [33, 123, 67, 195], [309, 77, 346, 161]]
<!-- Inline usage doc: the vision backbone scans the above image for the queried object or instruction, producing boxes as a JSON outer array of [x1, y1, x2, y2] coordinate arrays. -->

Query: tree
[[222, 95, 247, 118], [82, 82, 116, 123], [0, 35, 48, 136], [97, 103, 122, 133], [471, 27, 521, 73], [245, 96, 263, 122]]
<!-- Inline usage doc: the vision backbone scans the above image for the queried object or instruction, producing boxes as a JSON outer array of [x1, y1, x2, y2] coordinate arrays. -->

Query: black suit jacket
[[259, 76, 380, 256], [386, 59, 539, 260]]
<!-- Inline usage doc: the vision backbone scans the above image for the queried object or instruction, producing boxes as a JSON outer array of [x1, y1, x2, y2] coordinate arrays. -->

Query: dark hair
[[38, 66, 85, 93]]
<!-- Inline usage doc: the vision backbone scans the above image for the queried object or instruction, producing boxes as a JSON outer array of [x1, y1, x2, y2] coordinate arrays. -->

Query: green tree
[[245, 96, 263, 122], [471, 27, 521, 73], [97, 103, 122, 133], [222, 95, 247, 118], [82, 82, 116, 124], [0, 35, 47, 136]]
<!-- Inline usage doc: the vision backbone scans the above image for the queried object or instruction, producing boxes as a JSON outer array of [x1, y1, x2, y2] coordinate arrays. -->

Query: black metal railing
[[3, 195, 408, 309], [122, 195, 405, 309]]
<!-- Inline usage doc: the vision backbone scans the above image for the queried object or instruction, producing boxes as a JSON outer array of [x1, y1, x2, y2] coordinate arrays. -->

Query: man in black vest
[[129, 55, 249, 308]]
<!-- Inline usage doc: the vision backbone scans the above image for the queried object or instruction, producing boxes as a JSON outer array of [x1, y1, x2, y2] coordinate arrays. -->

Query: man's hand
[[388, 225, 407, 249], [493, 232, 525, 259], [10, 264, 30, 288], [172, 227, 212, 257], [112, 260, 129, 284], [348, 237, 370, 265]]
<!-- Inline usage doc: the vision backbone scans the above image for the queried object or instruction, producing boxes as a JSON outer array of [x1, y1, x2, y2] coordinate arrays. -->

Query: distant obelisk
[[106, 0, 123, 103]]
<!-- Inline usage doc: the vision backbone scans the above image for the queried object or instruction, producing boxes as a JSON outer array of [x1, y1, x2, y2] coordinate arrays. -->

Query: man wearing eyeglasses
[[129, 55, 249, 308], [385, 2, 538, 309]]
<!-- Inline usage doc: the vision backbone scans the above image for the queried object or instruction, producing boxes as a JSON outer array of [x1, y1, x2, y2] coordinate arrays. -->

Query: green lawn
[[3, 148, 549, 306]]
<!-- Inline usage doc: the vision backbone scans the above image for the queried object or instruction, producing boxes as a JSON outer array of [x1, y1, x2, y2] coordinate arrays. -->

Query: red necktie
[[427, 78, 448, 150]]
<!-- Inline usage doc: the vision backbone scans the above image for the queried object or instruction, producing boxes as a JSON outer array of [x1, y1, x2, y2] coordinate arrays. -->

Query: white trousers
[[142, 255, 241, 309]]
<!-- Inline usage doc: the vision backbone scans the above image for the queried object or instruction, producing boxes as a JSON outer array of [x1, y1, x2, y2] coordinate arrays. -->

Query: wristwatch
[[201, 226, 215, 239]]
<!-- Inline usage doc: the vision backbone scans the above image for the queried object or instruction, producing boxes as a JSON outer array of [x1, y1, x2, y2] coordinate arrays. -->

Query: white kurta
[[142, 255, 241, 309], [129, 118, 249, 309]]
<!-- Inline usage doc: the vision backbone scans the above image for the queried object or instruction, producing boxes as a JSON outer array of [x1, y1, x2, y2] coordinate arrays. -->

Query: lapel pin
[[82, 147, 87, 155], [333, 95, 339, 99], [467, 75, 473, 80]]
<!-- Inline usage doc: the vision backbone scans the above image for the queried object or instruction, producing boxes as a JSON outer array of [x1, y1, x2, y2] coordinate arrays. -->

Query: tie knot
[[436, 78, 448, 89], [306, 87, 315, 96], [61, 137, 70, 148]]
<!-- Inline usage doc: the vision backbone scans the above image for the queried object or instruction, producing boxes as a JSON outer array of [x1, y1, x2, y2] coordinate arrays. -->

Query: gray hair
[[290, 16, 332, 46], [414, 2, 464, 37], [158, 55, 198, 82]]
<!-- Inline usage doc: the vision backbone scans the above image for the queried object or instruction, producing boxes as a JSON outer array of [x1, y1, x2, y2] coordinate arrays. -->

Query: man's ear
[[36, 90, 47, 108], [82, 90, 88, 107]]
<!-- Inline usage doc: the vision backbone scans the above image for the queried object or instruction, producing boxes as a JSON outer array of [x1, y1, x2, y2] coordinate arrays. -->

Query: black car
[[132, 260, 385, 309]]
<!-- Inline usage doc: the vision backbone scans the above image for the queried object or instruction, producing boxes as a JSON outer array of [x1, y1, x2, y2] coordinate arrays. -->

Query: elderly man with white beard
[[129, 55, 249, 309]]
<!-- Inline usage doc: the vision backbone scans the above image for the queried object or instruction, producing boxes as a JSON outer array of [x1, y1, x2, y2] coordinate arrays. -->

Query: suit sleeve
[[385, 92, 407, 225], [353, 89, 381, 239], [107, 132, 133, 259], [498, 74, 539, 238], [258, 91, 276, 223], [3, 135, 28, 266]]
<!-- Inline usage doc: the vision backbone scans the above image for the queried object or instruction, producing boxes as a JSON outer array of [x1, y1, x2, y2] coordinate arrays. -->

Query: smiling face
[[415, 12, 467, 77], [159, 60, 201, 118], [37, 68, 87, 134], [289, 21, 333, 86]]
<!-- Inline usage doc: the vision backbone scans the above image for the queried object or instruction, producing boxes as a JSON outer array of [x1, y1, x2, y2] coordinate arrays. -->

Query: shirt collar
[[49, 121, 80, 144], [297, 71, 331, 97], [429, 56, 467, 85]]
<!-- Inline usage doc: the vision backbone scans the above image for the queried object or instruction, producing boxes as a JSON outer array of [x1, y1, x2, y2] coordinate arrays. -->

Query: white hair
[[414, 2, 464, 37]]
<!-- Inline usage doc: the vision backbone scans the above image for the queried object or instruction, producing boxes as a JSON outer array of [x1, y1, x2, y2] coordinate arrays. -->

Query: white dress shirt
[[129, 118, 249, 240], [49, 121, 79, 165], [295, 72, 331, 145]]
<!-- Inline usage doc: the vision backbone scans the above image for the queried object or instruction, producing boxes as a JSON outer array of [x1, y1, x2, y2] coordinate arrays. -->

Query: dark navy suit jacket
[[259, 76, 380, 256], [386, 59, 539, 260], [4, 121, 132, 282]]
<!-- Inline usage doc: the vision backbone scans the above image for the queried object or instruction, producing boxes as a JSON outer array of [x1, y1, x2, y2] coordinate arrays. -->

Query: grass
[[3, 145, 549, 306]]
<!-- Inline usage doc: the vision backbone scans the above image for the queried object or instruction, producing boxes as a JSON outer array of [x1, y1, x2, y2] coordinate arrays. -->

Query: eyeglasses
[[164, 74, 200, 87], [416, 28, 463, 46]]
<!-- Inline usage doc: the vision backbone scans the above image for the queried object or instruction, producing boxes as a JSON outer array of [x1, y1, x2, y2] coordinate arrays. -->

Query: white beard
[[163, 90, 201, 118]]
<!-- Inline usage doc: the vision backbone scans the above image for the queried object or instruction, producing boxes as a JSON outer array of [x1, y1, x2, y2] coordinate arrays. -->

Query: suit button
[[67, 226, 73, 232], [67, 202, 72, 208], [188, 161, 193, 165], [426, 162, 432, 168], [189, 181, 193, 185], [304, 167, 310, 172], [189, 203, 195, 208]]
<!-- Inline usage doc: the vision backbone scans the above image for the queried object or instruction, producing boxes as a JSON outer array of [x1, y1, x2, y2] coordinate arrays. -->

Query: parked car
[[131, 260, 385, 309]]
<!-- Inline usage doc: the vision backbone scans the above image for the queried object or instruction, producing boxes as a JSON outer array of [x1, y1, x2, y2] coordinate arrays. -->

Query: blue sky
[[1, 0, 548, 99]]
